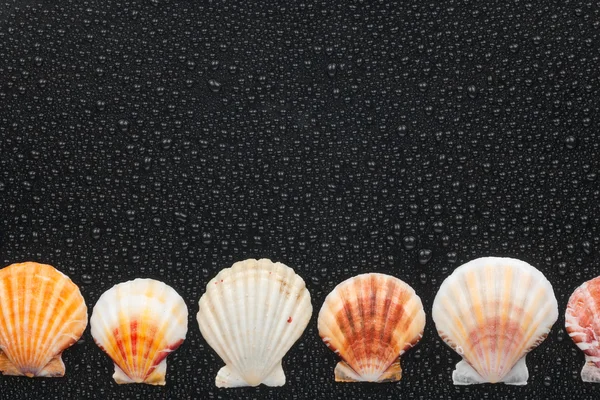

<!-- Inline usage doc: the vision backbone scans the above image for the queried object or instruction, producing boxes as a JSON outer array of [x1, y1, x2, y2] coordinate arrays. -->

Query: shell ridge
[[34, 288, 84, 370], [455, 270, 480, 366], [20, 265, 33, 373], [507, 276, 555, 375], [117, 282, 136, 377], [511, 296, 554, 366], [142, 283, 188, 381], [30, 272, 71, 371], [499, 265, 526, 377], [219, 270, 247, 380], [139, 281, 167, 378], [390, 280, 420, 365], [448, 283, 470, 349], [143, 291, 187, 380], [259, 268, 306, 381], [28, 269, 51, 372], [469, 265, 518, 379], [506, 270, 535, 373], [240, 263, 253, 379], [272, 271, 310, 367], [466, 268, 487, 376], [335, 284, 361, 371], [318, 298, 348, 359], [199, 299, 234, 371], [10, 265, 23, 370], [104, 283, 127, 374], [270, 285, 311, 368], [353, 276, 368, 374], [440, 274, 467, 354], [135, 293, 152, 379], [385, 283, 416, 372], [133, 292, 152, 380], [495, 264, 513, 379], [373, 277, 400, 378], [488, 264, 504, 378], [94, 309, 126, 374], [205, 280, 245, 375], [137, 283, 159, 379], [253, 267, 283, 382], [200, 296, 240, 376], [247, 264, 269, 379], [145, 357, 167, 385], [399, 296, 424, 354], [482, 265, 495, 377], [368, 275, 379, 371], [0, 277, 14, 369]]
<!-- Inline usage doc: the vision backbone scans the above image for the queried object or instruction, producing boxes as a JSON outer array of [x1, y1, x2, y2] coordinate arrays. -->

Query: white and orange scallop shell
[[0, 262, 88, 377], [197, 258, 312, 388], [318, 273, 425, 382], [432, 257, 558, 385], [90, 279, 188, 385], [565, 276, 600, 382]]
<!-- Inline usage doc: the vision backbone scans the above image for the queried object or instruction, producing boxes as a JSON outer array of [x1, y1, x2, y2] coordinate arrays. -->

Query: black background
[[1, 0, 599, 399]]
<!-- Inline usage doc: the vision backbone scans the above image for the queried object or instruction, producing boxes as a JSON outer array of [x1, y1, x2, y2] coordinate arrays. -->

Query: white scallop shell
[[197, 258, 312, 387], [432, 257, 558, 385], [90, 279, 188, 385]]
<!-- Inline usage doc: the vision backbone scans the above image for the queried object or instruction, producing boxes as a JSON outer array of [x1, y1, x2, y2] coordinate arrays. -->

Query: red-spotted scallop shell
[[197, 258, 313, 388]]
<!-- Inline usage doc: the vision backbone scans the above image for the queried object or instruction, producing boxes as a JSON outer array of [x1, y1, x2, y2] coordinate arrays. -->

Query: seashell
[[197, 258, 312, 388], [0, 262, 87, 377], [90, 279, 188, 385], [565, 276, 600, 382], [318, 273, 426, 382], [432, 257, 558, 385]]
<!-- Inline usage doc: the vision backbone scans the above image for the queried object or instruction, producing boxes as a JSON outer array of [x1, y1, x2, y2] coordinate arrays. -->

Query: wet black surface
[[1, 0, 599, 399]]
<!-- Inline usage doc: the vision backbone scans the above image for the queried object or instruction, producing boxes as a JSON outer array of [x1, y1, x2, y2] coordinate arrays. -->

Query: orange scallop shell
[[0, 262, 88, 377], [318, 273, 425, 382]]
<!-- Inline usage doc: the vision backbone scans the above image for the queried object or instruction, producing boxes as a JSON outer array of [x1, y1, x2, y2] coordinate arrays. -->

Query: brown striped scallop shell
[[317, 273, 425, 382]]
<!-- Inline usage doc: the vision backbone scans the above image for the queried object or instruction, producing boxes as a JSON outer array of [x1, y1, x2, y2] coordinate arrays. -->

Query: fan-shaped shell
[[432, 257, 558, 385], [565, 276, 600, 382], [197, 258, 312, 388], [90, 279, 188, 385], [318, 273, 425, 382], [0, 262, 87, 377]]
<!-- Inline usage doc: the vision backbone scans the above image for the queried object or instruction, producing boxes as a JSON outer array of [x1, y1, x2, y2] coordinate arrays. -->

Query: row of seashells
[[0, 258, 598, 387]]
